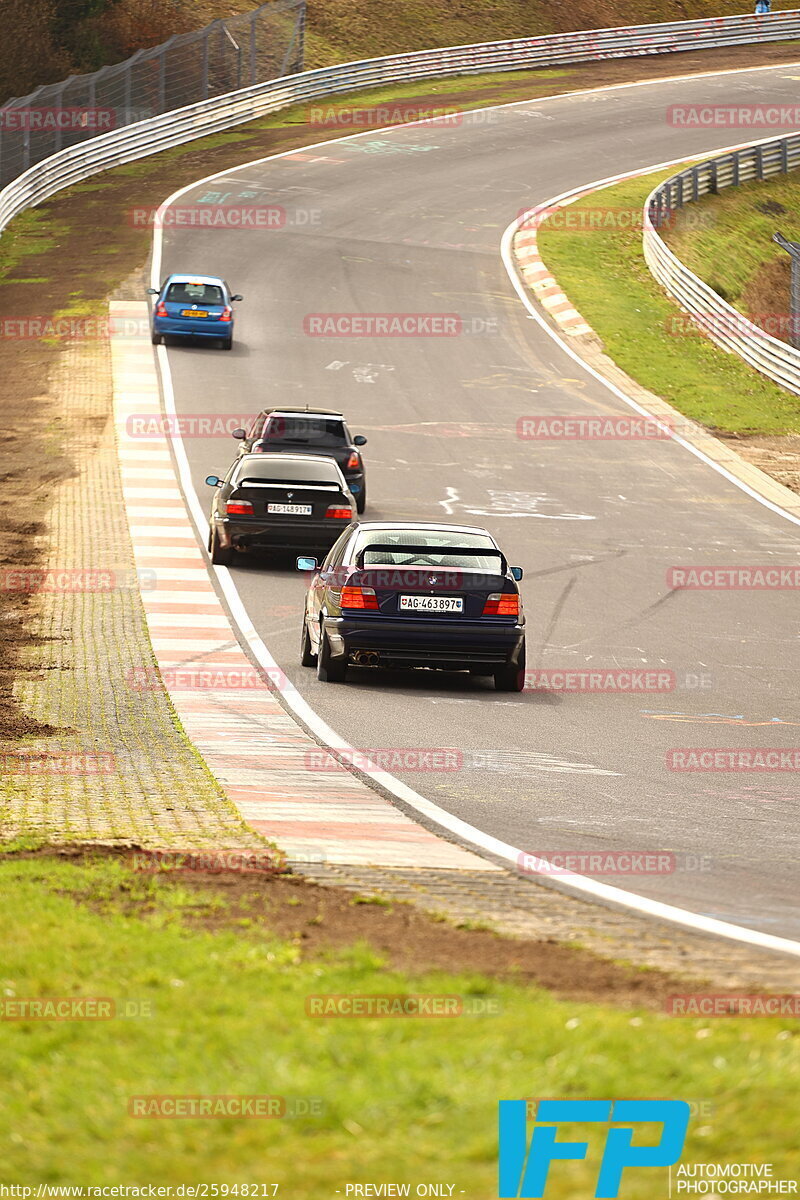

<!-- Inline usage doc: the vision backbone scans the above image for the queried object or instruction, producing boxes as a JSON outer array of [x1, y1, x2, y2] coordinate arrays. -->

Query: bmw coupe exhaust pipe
[[351, 650, 380, 667]]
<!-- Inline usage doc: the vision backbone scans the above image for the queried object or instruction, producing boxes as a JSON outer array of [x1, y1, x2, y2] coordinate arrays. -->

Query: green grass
[[0, 206, 65, 284], [299, 0, 769, 71], [663, 173, 800, 308], [0, 853, 797, 1190], [536, 170, 800, 435]]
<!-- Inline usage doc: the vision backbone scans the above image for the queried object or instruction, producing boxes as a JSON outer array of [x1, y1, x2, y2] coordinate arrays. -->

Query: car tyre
[[300, 618, 317, 667], [316, 626, 346, 683], [494, 641, 526, 693], [356, 489, 366, 515], [151, 332, 162, 346], [221, 337, 233, 351], [209, 525, 233, 567]]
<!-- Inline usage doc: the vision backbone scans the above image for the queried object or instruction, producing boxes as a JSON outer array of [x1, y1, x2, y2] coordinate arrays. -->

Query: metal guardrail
[[644, 135, 800, 397], [0, 0, 306, 190], [2, 10, 800, 240]]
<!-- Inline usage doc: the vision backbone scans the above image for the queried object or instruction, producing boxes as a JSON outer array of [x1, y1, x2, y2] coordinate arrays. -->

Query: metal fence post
[[250, 10, 258, 86], [53, 81, 66, 152], [202, 29, 210, 99], [773, 231, 800, 349]]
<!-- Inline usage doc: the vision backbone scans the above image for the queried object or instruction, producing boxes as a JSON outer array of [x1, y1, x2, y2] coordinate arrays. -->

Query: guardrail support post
[[773, 231, 800, 349]]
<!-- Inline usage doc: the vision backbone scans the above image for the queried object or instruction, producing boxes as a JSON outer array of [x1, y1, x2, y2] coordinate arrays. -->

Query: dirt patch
[[742, 255, 792, 344], [719, 430, 800, 492], [20, 844, 706, 1006], [3, 41, 800, 744]]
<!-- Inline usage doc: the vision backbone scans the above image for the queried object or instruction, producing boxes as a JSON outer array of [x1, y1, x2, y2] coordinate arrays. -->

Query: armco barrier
[[2, 11, 800, 238], [644, 135, 800, 397]]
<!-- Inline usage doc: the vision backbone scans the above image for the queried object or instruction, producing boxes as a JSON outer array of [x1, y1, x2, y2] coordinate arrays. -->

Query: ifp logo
[[498, 1099, 690, 1197]]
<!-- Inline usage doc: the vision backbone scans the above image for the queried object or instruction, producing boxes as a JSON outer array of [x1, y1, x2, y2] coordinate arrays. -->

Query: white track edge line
[[148, 66, 800, 958]]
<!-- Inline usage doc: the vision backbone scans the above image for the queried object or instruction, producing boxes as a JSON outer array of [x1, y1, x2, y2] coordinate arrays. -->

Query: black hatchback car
[[205, 453, 355, 565], [232, 408, 368, 513], [297, 522, 525, 691]]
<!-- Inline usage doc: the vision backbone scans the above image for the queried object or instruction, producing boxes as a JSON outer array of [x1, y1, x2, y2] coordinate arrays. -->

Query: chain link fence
[[0, 0, 306, 189]]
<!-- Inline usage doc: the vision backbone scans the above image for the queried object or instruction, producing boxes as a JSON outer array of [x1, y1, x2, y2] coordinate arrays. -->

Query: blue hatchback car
[[147, 274, 243, 350]]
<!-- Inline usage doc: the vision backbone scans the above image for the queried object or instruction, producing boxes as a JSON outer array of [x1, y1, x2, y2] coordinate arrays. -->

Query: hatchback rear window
[[261, 416, 348, 447], [166, 282, 224, 305]]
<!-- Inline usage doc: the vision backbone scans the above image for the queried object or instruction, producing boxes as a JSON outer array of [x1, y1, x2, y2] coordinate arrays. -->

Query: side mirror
[[205, 475, 222, 488], [353, 435, 367, 446], [510, 566, 524, 582], [296, 556, 318, 572], [232, 428, 246, 440], [146, 287, 159, 296], [231, 294, 243, 302]]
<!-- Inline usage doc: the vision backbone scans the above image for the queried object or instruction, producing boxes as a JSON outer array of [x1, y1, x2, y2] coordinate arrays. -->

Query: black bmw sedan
[[206, 453, 355, 565], [297, 522, 525, 691]]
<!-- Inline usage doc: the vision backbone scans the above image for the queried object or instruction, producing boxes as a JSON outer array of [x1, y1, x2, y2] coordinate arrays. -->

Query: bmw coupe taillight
[[156, 302, 167, 317], [346, 451, 361, 470], [340, 585, 378, 610], [482, 592, 519, 617], [226, 500, 254, 516], [220, 305, 233, 322], [325, 505, 352, 519]]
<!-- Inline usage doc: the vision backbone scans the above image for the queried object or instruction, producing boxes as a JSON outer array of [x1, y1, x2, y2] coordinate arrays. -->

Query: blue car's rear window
[[166, 282, 224, 305]]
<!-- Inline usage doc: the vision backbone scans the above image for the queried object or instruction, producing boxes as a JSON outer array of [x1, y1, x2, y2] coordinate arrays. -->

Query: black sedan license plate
[[399, 595, 463, 613], [268, 503, 312, 516]]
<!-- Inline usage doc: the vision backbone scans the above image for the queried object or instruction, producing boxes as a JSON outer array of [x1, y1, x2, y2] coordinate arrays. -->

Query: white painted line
[[147, 64, 800, 956]]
